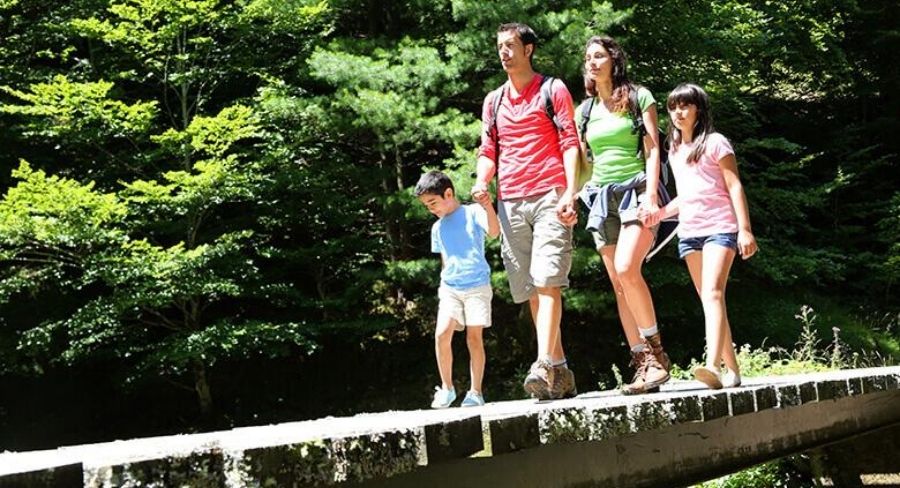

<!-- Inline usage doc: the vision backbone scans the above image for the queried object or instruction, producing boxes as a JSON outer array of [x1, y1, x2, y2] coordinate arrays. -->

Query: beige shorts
[[438, 284, 493, 331], [498, 188, 573, 304]]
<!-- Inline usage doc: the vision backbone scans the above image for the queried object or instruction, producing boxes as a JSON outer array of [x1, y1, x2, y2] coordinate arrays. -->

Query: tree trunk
[[379, 154, 402, 261], [192, 358, 213, 416]]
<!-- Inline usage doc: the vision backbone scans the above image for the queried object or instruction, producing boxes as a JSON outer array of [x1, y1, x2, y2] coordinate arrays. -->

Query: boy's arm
[[484, 200, 501, 239], [720, 153, 758, 260], [473, 193, 501, 239]]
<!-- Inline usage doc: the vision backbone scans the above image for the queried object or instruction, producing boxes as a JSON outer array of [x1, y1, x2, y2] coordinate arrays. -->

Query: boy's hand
[[471, 182, 489, 201], [473, 190, 492, 207]]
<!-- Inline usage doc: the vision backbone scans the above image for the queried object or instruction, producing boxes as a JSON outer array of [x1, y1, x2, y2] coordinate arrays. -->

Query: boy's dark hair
[[414, 170, 454, 197], [498, 23, 537, 62]]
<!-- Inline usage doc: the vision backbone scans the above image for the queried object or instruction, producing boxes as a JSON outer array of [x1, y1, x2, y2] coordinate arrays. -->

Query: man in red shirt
[[471, 23, 581, 400]]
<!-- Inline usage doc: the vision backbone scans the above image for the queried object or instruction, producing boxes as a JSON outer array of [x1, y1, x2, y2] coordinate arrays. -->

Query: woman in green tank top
[[577, 35, 671, 395]]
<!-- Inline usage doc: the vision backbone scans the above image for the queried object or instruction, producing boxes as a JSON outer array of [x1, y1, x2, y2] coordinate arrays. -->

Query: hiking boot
[[644, 332, 672, 372], [693, 365, 723, 390], [523, 358, 555, 400], [621, 342, 671, 395], [550, 365, 577, 399]]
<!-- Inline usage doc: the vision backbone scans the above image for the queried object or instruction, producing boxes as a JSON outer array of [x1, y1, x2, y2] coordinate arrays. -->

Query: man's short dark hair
[[414, 170, 454, 197], [498, 22, 537, 61]]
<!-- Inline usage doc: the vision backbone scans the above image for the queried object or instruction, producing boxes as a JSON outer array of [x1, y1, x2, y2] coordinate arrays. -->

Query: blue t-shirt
[[431, 204, 491, 290]]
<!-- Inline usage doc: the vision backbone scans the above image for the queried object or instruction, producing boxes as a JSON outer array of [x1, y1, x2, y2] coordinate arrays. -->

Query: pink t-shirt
[[669, 132, 739, 237], [477, 74, 579, 200]]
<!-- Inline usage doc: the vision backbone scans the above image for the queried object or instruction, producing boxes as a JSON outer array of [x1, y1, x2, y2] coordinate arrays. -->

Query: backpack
[[485, 75, 562, 159], [577, 86, 670, 186]]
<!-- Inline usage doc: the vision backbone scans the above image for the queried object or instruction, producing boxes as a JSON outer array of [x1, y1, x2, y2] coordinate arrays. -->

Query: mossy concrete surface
[[1, 367, 899, 487]]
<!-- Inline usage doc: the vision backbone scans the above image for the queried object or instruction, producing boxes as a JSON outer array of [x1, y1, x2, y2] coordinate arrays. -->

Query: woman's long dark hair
[[583, 35, 635, 114], [666, 83, 714, 164]]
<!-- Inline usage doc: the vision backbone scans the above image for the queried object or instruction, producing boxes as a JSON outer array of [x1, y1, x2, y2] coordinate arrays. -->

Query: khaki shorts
[[438, 284, 492, 331], [498, 188, 573, 304], [591, 186, 659, 250]]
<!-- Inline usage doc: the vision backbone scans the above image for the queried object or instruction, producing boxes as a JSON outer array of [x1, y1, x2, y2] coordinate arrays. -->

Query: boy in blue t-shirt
[[415, 170, 500, 408]]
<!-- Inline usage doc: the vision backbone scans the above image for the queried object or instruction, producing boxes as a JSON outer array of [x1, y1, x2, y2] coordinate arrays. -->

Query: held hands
[[556, 189, 577, 227], [738, 229, 758, 260], [471, 181, 489, 202], [637, 201, 662, 227], [473, 187, 492, 208]]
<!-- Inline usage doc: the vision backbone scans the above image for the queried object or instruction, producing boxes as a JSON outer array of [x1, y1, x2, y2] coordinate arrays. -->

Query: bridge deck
[[2, 366, 899, 487]]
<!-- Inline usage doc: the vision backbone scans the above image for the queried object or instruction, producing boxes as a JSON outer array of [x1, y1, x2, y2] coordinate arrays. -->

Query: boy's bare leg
[[466, 326, 485, 393], [435, 311, 457, 390]]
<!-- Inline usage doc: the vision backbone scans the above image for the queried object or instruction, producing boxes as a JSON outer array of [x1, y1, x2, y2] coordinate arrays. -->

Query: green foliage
[[0, 0, 898, 440], [1, 76, 157, 142], [694, 460, 782, 488]]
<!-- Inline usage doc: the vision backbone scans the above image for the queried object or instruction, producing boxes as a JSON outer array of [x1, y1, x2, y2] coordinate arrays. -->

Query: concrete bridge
[[2, 366, 899, 487]]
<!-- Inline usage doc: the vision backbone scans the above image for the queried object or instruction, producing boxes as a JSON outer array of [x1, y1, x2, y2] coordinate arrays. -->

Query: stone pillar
[[811, 423, 900, 487]]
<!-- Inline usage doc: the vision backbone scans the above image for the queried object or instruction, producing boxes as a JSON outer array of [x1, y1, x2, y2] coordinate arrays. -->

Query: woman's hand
[[638, 200, 661, 227]]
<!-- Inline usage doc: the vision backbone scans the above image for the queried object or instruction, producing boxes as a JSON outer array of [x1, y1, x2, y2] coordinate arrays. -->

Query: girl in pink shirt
[[642, 83, 758, 389]]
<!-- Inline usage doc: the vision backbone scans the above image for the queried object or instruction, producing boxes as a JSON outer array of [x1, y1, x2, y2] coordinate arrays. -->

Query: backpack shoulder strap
[[578, 97, 595, 164], [539, 75, 564, 131], [486, 84, 505, 139], [629, 85, 645, 136], [484, 84, 505, 161]]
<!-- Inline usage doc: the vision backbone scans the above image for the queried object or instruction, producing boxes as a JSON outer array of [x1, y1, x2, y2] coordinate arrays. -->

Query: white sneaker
[[431, 387, 456, 408], [460, 390, 485, 407], [721, 369, 742, 388]]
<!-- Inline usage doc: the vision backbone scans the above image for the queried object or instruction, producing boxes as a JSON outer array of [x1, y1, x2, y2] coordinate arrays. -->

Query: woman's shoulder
[[631, 84, 656, 109]]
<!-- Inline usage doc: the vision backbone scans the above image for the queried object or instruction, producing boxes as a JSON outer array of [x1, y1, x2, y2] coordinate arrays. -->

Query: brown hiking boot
[[621, 337, 671, 395], [644, 332, 671, 372], [550, 365, 577, 399], [523, 358, 555, 400]]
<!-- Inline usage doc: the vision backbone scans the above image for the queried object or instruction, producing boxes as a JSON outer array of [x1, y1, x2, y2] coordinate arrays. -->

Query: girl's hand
[[638, 201, 661, 227], [738, 229, 758, 260]]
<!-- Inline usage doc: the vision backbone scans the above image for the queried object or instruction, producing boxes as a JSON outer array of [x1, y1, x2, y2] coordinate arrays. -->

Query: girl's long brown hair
[[666, 83, 714, 164]]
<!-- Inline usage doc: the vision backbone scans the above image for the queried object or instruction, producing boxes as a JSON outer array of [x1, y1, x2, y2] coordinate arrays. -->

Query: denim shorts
[[678, 232, 738, 258]]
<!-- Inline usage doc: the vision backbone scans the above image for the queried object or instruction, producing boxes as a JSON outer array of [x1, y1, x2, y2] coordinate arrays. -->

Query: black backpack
[[577, 86, 670, 185], [485, 75, 562, 158]]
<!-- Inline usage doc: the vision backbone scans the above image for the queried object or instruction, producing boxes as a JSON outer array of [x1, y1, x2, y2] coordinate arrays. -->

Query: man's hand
[[471, 181, 489, 201], [473, 189, 492, 207]]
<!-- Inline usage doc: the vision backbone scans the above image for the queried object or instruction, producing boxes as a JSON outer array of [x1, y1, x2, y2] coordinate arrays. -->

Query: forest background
[[0, 0, 897, 451]]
